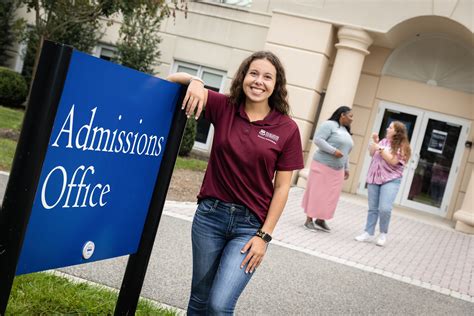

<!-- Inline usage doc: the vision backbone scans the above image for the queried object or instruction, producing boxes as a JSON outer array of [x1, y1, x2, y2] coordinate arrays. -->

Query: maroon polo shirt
[[197, 90, 304, 223]]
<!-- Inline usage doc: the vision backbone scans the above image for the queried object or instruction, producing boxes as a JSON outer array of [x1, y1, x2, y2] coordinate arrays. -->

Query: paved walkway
[[165, 187, 474, 303]]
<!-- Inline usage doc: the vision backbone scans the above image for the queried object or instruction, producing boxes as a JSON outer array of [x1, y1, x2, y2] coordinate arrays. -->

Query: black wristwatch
[[256, 229, 272, 243]]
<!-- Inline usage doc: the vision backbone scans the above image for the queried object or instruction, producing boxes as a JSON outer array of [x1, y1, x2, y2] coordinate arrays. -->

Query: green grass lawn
[[0, 105, 23, 171], [0, 138, 17, 171], [0, 105, 24, 131], [7, 272, 176, 315], [175, 156, 207, 171]]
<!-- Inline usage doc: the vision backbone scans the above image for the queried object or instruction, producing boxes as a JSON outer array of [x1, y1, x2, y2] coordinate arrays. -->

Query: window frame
[[92, 43, 117, 61], [171, 61, 226, 152]]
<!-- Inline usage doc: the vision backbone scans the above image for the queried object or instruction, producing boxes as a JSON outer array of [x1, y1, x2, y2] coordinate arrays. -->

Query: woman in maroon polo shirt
[[167, 51, 304, 315]]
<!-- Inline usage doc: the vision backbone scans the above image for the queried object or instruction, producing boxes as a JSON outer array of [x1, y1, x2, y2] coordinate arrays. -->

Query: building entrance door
[[357, 102, 470, 216]]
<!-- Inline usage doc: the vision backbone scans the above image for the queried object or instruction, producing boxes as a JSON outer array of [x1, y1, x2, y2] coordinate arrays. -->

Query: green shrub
[[179, 117, 196, 156], [0, 66, 28, 107]]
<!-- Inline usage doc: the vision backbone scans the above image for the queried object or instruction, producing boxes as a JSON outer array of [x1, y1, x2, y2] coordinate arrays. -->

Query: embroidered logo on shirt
[[258, 129, 279, 144]]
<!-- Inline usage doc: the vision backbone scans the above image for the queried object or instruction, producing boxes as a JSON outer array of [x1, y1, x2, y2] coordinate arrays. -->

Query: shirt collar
[[235, 103, 282, 126]]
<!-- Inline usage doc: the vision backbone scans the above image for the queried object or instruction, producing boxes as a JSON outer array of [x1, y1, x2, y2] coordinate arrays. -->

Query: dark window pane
[[378, 110, 417, 141], [408, 119, 461, 207], [195, 85, 219, 144]]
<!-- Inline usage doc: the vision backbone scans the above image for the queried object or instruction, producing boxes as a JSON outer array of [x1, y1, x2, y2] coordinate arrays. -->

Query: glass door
[[400, 112, 470, 215]]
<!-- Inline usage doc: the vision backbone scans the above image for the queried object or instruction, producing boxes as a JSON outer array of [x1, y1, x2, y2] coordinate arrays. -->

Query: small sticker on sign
[[82, 241, 95, 260]]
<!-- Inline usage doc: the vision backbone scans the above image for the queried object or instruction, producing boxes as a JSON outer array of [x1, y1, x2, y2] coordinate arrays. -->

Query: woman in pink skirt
[[302, 106, 353, 232]]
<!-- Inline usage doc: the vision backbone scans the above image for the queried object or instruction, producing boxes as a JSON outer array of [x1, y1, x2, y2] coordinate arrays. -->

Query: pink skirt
[[301, 160, 344, 220]]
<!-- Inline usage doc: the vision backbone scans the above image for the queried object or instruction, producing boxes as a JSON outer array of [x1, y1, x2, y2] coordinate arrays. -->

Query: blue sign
[[16, 51, 181, 275]]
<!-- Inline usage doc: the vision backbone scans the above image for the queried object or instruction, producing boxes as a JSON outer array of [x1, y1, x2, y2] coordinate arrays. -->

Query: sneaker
[[304, 221, 318, 231], [314, 219, 331, 232], [355, 232, 374, 242], [376, 233, 387, 247]]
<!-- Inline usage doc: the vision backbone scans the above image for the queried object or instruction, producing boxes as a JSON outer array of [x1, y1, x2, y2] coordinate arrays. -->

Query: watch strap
[[256, 229, 272, 243]]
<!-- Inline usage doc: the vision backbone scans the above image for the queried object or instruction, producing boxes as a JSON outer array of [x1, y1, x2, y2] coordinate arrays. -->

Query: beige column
[[453, 169, 474, 234], [317, 26, 373, 124], [297, 26, 373, 187]]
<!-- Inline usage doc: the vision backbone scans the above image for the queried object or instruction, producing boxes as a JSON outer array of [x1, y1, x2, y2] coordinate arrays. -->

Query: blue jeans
[[188, 198, 261, 315], [365, 179, 401, 235]]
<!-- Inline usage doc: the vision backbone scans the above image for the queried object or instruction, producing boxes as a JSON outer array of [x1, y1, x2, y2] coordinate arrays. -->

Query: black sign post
[[0, 41, 73, 315]]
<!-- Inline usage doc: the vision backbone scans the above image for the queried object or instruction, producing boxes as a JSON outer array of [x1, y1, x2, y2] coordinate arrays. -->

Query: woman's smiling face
[[242, 58, 277, 105]]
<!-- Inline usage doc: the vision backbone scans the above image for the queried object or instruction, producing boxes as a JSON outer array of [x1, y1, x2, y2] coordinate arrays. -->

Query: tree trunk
[[25, 35, 44, 107]]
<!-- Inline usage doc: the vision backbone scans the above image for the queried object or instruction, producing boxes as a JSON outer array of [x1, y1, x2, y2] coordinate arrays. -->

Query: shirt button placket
[[241, 122, 251, 143]]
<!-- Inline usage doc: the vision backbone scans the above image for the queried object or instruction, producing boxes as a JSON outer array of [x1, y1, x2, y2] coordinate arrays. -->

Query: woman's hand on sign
[[166, 73, 208, 120], [183, 79, 207, 120], [240, 236, 267, 274]]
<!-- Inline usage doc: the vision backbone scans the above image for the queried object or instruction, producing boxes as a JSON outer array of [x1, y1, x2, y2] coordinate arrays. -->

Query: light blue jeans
[[365, 178, 401, 235], [187, 198, 261, 315]]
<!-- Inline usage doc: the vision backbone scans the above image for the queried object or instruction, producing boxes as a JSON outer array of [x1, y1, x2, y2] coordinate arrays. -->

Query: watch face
[[262, 233, 272, 242], [257, 229, 272, 242]]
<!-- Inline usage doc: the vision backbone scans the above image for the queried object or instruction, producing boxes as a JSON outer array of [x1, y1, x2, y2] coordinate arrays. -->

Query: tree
[[0, 0, 24, 66], [20, 0, 104, 85], [115, 2, 165, 74], [19, 0, 187, 84], [179, 118, 197, 156], [21, 0, 103, 52], [20, 0, 187, 53]]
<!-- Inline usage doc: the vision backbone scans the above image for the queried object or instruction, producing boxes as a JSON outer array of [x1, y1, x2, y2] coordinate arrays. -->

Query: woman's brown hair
[[229, 51, 289, 115], [390, 121, 411, 162]]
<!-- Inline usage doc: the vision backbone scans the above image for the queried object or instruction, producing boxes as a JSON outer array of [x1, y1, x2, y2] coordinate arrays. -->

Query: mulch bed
[[167, 169, 205, 202], [0, 128, 20, 141]]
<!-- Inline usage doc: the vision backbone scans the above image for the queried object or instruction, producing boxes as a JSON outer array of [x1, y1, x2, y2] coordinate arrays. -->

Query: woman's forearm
[[166, 72, 194, 85], [379, 148, 399, 165], [261, 187, 289, 235], [260, 171, 292, 235], [314, 137, 337, 155]]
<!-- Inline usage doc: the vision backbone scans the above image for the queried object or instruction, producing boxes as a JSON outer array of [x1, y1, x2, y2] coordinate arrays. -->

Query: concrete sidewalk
[[165, 187, 474, 303]]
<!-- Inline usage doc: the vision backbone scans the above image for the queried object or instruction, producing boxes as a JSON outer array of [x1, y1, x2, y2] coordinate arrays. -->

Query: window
[[203, 0, 252, 8], [13, 41, 27, 73], [172, 61, 226, 152], [92, 44, 117, 61], [382, 35, 474, 94], [12, 25, 35, 79]]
